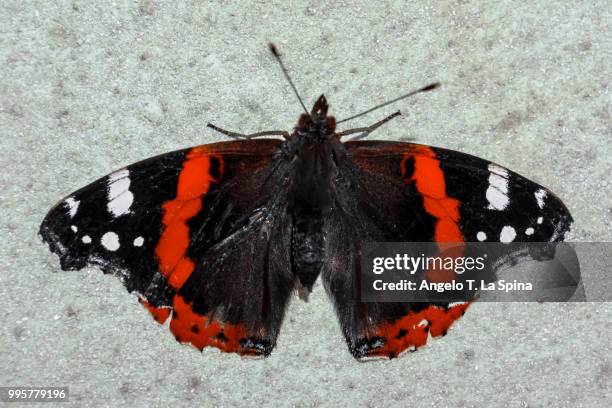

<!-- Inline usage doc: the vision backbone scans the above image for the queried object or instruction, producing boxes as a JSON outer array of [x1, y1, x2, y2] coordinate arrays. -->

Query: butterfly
[[40, 44, 573, 360]]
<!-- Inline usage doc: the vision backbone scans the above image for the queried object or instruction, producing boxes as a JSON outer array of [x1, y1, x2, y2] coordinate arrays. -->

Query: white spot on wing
[[82, 235, 92, 244], [133, 236, 144, 247], [70, 225, 78, 233], [477, 231, 487, 241], [107, 169, 133, 217], [537, 216, 543, 224], [108, 191, 134, 217], [525, 227, 534, 236], [500, 226, 516, 243], [535, 189, 547, 209], [101, 231, 120, 251], [486, 164, 509, 210], [64, 197, 80, 218]]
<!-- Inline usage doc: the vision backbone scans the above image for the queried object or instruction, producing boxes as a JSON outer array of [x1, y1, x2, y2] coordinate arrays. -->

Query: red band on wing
[[140, 296, 261, 355], [403, 145, 463, 243], [370, 303, 471, 358], [155, 147, 220, 289], [354, 147, 471, 358], [169, 295, 252, 353], [143, 147, 263, 355], [403, 145, 464, 283]]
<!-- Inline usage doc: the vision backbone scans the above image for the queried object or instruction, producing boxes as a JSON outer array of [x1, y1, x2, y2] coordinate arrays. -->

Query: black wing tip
[[39, 222, 75, 271], [40, 217, 176, 307], [545, 192, 574, 242], [553, 215, 574, 243]]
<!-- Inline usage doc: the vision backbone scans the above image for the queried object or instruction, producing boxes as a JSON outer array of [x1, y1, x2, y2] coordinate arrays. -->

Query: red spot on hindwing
[[169, 295, 249, 353], [139, 299, 170, 324], [370, 303, 471, 358]]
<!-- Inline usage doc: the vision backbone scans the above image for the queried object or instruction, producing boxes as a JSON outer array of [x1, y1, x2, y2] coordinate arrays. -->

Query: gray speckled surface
[[1, 1, 610, 407]]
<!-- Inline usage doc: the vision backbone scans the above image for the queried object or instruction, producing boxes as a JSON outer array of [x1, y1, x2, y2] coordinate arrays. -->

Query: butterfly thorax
[[293, 94, 337, 142], [287, 94, 341, 212]]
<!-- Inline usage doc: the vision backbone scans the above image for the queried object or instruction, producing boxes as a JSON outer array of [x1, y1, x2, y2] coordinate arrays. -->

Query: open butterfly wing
[[323, 141, 573, 359], [40, 140, 296, 356]]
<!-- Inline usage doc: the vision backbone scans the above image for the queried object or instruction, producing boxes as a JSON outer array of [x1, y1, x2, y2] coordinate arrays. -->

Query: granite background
[[1, 1, 610, 406]]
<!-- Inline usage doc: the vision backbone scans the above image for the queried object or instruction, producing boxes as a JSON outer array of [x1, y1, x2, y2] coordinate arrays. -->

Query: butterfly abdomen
[[291, 213, 325, 291]]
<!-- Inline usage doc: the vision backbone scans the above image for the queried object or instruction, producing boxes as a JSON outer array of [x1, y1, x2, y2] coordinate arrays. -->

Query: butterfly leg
[[334, 111, 401, 141], [207, 123, 290, 140]]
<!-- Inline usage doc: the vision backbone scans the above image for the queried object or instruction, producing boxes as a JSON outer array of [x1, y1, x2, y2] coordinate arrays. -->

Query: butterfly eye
[[327, 117, 337, 134]]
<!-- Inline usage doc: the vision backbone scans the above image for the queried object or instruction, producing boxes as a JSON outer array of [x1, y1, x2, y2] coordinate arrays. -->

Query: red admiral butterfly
[[40, 44, 572, 360]]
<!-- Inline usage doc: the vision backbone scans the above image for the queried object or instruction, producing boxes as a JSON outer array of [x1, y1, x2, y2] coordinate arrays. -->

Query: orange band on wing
[[145, 148, 261, 355], [403, 145, 463, 243], [141, 295, 257, 354], [371, 302, 471, 358], [154, 146, 222, 290], [169, 295, 249, 352], [403, 145, 464, 283]]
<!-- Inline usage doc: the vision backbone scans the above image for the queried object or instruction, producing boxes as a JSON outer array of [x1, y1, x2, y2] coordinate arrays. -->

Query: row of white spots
[[63, 169, 135, 220], [68, 226, 143, 250], [98, 232, 145, 251], [486, 164, 509, 211], [64, 197, 80, 218], [479, 163, 550, 243], [476, 223, 541, 242], [107, 169, 134, 217], [485, 165, 549, 212]]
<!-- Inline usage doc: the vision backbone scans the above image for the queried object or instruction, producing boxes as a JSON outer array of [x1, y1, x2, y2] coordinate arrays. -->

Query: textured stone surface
[[1, 1, 610, 406]]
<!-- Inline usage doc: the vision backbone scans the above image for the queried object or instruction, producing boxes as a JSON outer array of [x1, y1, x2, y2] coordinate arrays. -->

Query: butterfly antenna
[[269, 43, 310, 116], [336, 82, 440, 124]]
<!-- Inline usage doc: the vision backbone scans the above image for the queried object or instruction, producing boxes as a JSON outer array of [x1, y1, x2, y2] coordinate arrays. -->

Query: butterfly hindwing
[[40, 139, 296, 356], [323, 141, 573, 359]]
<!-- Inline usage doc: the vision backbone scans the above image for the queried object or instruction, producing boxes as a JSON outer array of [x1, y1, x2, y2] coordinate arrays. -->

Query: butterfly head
[[295, 94, 337, 143]]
